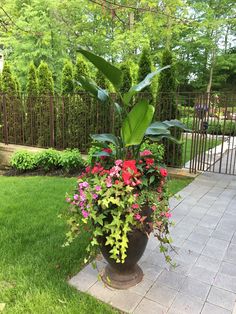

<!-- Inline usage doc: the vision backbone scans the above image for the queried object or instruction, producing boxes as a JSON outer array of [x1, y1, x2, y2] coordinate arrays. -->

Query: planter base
[[101, 264, 143, 289]]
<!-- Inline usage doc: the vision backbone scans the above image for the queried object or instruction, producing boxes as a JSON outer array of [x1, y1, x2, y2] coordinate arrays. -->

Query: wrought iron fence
[[0, 92, 235, 173]]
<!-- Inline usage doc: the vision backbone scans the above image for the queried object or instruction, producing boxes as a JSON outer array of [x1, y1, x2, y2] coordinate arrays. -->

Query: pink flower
[[160, 168, 168, 177], [95, 185, 101, 191], [140, 150, 152, 156], [82, 210, 89, 218], [82, 181, 89, 188], [92, 193, 98, 199], [115, 159, 123, 166], [134, 213, 141, 220], [165, 212, 172, 218], [146, 158, 154, 165], [85, 166, 91, 173], [66, 197, 71, 203], [132, 203, 139, 209], [106, 176, 112, 187], [73, 194, 79, 201], [151, 205, 157, 211], [157, 187, 162, 193]]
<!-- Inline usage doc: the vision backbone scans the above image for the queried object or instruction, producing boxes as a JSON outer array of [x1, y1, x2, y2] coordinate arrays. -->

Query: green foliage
[[120, 62, 132, 95], [61, 60, 74, 94], [10, 150, 37, 171], [59, 149, 84, 173], [36, 149, 61, 171], [1, 63, 16, 94], [140, 141, 165, 164], [156, 49, 182, 167], [137, 47, 153, 103], [38, 61, 54, 95], [74, 56, 89, 92], [95, 70, 107, 89], [26, 62, 38, 96]]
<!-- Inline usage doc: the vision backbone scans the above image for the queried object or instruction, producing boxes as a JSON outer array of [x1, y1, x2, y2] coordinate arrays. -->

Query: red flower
[[132, 203, 139, 209], [85, 166, 91, 173], [91, 163, 104, 174], [140, 150, 152, 156], [123, 160, 137, 173], [103, 148, 112, 154], [122, 170, 131, 185], [160, 168, 168, 177], [115, 180, 120, 185], [146, 158, 154, 165]]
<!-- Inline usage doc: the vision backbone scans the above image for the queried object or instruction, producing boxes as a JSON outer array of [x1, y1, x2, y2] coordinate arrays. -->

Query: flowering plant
[[64, 49, 188, 264], [65, 148, 172, 263]]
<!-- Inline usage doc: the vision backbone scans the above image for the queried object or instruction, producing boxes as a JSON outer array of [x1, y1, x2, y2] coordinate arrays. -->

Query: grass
[[0, 175, 192, 313], [183, 138, 222, 163]]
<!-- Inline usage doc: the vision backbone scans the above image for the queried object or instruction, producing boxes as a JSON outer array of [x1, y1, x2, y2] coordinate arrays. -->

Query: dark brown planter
[[99, 206, 152, 289]]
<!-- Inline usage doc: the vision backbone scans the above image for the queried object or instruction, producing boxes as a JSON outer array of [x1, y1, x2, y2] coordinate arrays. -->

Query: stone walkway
[[69, 169, 236, 313]]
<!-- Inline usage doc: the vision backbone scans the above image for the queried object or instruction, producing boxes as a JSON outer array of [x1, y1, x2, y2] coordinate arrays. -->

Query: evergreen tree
[[58, 61, 74, 147], [26, 62, 38, 145], [156, 49, 182, 166], [38, 61, 54, 95], [74, 56, 89, 92], [95, 70, 106, 89], [137, 47, 153, 103], [120, 62, 132, 95], [61, 61, 74, 94], [37, 61, 54, 147], [1, 63, 21, 143]]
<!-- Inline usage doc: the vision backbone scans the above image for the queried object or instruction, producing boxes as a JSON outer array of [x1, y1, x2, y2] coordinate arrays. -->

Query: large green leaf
[[162, 119, 190, 131], [90, 134, 120, 146], [123, 66, 170, 105], [146, 134, 182, 144], [78, 47, 122, 89], [76, 75, 109, 103], [145, 121, 170, 136], [121, 100, 155, 146]]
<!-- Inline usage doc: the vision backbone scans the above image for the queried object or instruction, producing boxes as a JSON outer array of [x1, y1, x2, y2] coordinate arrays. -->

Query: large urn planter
[[100, 228, 149, 289], [99, 206, 152, 289]]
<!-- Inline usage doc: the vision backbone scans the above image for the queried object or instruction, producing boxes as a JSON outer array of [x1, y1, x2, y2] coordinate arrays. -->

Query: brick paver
[[69, 158, 236, 313]]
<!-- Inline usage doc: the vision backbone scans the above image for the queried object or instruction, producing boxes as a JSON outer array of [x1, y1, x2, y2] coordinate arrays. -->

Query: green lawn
[[0, 176, 191, 313], [183, 138, 222, 163]]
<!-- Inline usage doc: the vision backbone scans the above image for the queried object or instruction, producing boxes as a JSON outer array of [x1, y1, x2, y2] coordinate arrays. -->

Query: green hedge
[[10, 148, 84, 173], [181, 118, 236, 136]]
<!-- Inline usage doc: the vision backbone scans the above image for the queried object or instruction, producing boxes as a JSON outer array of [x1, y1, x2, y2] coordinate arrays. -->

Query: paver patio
[[69, 157, 236, 313]]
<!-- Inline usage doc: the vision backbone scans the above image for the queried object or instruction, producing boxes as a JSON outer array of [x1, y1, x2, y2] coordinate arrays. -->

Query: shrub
[[10, 151, 37, 171], [223, 120, 236, 135], [140, 141, 165, 164], [181, 117, 194, 130], [207, 122, 222, 134], [59, 149, 84, 173], [36, 149, 61, 171]]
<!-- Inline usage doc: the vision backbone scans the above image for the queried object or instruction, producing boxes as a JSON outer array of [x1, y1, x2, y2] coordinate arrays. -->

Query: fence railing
[[0, 92, 236, 170]]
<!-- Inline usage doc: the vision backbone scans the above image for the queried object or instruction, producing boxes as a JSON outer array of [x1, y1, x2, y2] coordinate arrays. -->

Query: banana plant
[[76, 47, 188, 160]]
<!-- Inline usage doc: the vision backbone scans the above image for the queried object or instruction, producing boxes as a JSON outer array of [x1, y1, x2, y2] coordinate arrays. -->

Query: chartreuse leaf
[[123, 66, 170, 105], [121, 100, 154, 146], [78, 47, 122, 88]]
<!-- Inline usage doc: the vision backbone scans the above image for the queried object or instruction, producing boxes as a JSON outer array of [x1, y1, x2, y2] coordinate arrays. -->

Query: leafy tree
[[74, 56, 89, 92], [156, 49, 182, 166], [38, 61, 54, 95]]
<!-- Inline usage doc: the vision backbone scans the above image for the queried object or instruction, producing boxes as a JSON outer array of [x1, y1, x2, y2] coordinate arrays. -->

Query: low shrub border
[[10, 148, 85, 174]]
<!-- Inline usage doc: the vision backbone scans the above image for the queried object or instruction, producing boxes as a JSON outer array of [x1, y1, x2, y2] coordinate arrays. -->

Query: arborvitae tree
[[156, 49, 182, 166], [38, 61, 54, 95], [120, 62, 132, 94], [137, 47, 153, 103], [61, 61, 74, 94], [37, 61, 54, 147], [95, 70, 107, 89], [74, 56, 89, 92], [57, 61, 74, 147], [26, 62, 38, 145], [1, 63, 21, 143]]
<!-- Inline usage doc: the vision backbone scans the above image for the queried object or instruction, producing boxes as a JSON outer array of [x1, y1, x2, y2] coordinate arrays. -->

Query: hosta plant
[[64, 48, 188, 265]]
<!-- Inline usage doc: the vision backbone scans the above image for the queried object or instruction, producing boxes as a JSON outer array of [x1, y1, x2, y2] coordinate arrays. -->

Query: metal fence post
[[2, 94, 8, 145]]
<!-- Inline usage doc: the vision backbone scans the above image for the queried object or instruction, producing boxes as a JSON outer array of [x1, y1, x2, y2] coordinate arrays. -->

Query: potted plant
[[64, 48, 187, 289]]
